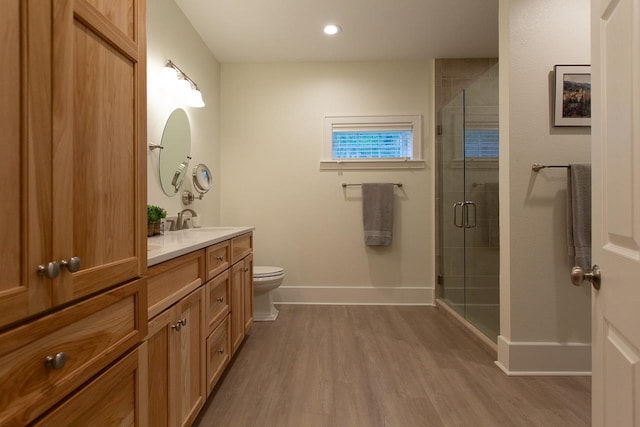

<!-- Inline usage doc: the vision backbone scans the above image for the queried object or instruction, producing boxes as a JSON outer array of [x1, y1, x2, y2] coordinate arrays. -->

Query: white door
[[591, 0, 640, 425]]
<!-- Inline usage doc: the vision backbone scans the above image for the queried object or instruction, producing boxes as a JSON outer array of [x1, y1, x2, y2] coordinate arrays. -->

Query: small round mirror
[[193, 163, 213, 196], [159, 108, 191, 196]]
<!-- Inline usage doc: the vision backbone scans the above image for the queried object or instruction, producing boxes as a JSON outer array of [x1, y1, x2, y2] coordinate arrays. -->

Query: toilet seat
[[254, 266, 284, 278]]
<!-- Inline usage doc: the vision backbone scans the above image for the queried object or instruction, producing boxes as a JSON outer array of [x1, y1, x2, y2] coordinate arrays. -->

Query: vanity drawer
[[231, 232, 253, 264], [206, 315, 231, 396], [34, 344, 146, 426], [206, 270, 231, 334], [0, 279, 146, 426], [206, 240, 230, 281], [147, 250, 205, 318]]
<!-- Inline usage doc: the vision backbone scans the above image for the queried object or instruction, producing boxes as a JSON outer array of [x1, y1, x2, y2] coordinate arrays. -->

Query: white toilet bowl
[[253, 266, 284, 321]]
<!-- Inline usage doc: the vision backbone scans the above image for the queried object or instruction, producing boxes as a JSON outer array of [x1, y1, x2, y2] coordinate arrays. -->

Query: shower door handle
[[453, 202, 464, 228], [463, 201, 477, 228]]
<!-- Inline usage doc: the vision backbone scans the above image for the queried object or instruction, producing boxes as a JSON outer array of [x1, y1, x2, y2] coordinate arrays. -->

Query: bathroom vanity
[[146, 227, 254, 427]]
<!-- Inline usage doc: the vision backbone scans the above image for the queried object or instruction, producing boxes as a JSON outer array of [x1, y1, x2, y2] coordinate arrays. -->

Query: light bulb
[[323, 24, 341, 35], [188, 88, 205, 108]]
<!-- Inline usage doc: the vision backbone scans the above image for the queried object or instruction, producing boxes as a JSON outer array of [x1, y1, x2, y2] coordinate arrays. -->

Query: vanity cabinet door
[[230, 262, 245, 356], [51, 0, 147, 305], [242, 253, 254, 332], [146, 287, 205, 427], [0, 1, 53, 328], [0, 0, 147, 328]]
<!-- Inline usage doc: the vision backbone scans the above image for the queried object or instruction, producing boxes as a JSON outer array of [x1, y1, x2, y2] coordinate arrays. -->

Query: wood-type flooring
[[195, 305, 590, 427]]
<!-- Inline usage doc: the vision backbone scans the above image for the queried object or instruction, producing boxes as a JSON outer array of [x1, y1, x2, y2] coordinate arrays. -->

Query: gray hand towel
[[566, 164, 591, 270], [362, 183, 394, 246]]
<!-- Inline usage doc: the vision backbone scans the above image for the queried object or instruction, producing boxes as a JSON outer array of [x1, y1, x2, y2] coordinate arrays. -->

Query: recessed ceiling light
[[323, 24, 341, 36]]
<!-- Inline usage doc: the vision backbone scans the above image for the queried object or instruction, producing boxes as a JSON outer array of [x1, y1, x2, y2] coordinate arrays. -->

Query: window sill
[[319, 159, 426, 170]]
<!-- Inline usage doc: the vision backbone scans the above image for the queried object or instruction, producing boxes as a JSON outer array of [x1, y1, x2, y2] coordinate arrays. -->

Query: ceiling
[[174, 0, 499, 63]]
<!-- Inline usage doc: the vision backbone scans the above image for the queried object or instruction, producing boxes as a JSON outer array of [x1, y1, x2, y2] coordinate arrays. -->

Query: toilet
[[253, 266, 284, 321]]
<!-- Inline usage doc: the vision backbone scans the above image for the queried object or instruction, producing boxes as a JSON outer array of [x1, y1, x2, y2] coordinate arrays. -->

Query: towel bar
[[342, 183, 403, 188], [531, 163, 570, 172]]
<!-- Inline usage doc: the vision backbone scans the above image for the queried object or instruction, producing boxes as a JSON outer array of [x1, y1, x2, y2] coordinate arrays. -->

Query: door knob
[[570, 265, 601, 290], [60, 256, 81, 273], [37, 261, 60, 279], [45, 352, 67, 370]]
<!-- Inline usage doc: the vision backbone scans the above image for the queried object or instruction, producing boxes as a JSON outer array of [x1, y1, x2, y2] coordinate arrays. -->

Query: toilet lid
[[254, 266, 284, 278]]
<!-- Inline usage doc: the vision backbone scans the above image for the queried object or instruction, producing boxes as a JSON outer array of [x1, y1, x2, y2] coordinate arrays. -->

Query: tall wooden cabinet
[[0, 0, 147, 329], [0, 0, 147, 424]]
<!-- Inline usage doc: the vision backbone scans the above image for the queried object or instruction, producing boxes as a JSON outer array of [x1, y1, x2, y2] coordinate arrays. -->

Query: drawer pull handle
[[171, 323, 182, 331], [37, 261, 60, 279], [216, 297, 224, 303], [218, 348, 225, 354], [45, 352, 67, 370], [243, 267, 249, 272], [60, 256, 81, 273], [216, 255, 224, 261]]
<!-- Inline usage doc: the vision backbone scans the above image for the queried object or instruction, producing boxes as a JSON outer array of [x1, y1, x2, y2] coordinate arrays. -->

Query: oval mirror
[[159, 108, 191, 196], [193, 163, 213, 196]]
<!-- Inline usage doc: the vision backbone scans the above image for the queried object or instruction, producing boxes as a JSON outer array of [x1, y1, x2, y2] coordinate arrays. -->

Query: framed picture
[[554, 65, 591, 126]]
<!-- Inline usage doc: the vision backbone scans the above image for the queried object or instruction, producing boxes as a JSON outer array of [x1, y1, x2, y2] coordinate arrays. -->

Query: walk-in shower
[[436, 61, 499, 342]]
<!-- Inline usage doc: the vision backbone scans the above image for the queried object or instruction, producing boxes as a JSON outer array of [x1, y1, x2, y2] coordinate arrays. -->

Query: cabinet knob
[[45, 352, 67, 370], [216, 255, 224, 261], [243, 267, 249, 272], [180, 318, 187, 327], [171, 323, 182, 331], [60, 256, 81, 273], [217, 348, 225, 354], [216, 297, 224, 303], [37, 261, 60, 279]]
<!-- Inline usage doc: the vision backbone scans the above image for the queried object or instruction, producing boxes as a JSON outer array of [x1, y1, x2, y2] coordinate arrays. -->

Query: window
[[321, 115, 424, 170], [464, 129, 499, 158]]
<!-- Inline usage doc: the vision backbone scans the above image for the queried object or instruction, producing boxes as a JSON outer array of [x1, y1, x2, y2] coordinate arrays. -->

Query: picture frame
[[554, 64, 591, 126]]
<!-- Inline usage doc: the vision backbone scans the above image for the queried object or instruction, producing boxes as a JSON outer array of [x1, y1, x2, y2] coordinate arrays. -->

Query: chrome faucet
[[176, 208, 198, 230]]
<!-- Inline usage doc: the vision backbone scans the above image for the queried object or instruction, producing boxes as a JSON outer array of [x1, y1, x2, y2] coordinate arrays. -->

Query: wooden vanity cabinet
[[0, 0, 147, 329], [146, 287, 206, 427], [33, 344, 147, 427], [230, 237, 254, 356]]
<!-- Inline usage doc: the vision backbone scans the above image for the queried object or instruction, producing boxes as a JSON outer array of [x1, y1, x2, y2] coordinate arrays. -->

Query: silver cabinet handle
[[453, 202, 464, 228], [171, 322, 181, 331], [45, 352, 67, 370], [463, 201, 477, 229], [60, 256, 81, 272], [180, 318, 187, 327], [216, 255, 224, 261], [216, 297, 224, 303], [571, 265, 601, 290], [217, 348, 225, 354], [37, 261, 60, 279]]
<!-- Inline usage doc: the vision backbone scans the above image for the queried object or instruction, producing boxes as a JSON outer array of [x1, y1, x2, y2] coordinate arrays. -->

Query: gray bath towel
[[362, 183, 394, 246], [566, 164, 591, 270]]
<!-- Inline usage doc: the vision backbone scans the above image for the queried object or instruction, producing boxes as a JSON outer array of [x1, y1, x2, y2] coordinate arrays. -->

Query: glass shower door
[[440, 64, 500, 342]]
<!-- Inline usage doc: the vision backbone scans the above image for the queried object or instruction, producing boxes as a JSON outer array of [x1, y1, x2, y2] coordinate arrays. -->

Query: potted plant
[[147, 205, 167, 237]]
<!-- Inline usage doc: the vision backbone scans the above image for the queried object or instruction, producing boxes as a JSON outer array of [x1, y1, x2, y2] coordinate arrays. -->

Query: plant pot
[[148, 221, 161, 237]]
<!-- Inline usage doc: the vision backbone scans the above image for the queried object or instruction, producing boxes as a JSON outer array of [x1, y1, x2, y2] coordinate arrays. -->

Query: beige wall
[[220, 61, 434, 304], [498, 0, 592, 373], [147, 0, 221, 226]]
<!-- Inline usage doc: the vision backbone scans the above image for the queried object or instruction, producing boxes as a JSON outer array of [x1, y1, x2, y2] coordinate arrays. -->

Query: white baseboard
[[496, 335, 592, 375], [273, 286, 434, 306]]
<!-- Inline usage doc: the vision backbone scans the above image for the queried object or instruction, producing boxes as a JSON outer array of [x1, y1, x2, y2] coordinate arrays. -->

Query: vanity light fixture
[[163, 60, 205, 108], [323, 24, 341, 35]]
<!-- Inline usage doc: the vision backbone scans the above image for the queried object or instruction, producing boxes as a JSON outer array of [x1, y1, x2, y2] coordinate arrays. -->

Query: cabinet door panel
[[243, 254, 254, 332], [230, 262, 244, 355], [52, 0, 146, 304], [174, 287, 205, 427], [146, 309, 172, 427], [0, 0, 53, 328]]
